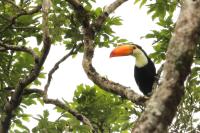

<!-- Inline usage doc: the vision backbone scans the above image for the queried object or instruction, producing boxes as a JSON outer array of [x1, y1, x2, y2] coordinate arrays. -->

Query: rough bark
[[132, 0, 200, 132]]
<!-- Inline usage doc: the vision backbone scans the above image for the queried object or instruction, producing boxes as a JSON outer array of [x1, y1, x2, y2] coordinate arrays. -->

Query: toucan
[[110, 43, 156, 96]]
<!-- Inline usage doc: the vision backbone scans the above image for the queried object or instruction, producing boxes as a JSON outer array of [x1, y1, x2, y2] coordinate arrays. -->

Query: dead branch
[[132, 0, 200, 132]]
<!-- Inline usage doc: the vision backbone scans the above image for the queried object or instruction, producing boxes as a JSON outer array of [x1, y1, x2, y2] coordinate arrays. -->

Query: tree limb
[[93, 0, 128, 31], [0, 41, 40, 63], [132, 0, 200, 132], [65, 0, 82, 9], [4, 87, 95, 132], [4, 87, 44, 96], [45, 98, 96, 132]]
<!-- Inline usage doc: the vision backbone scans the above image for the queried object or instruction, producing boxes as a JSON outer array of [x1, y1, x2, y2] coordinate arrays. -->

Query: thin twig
[[44, 43, 82, 96]]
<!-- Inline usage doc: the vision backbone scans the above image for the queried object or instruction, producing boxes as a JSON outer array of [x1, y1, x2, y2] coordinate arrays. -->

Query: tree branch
[[0, 47, 7, 52], [132, 0, 200, 132], [4, 87, 95, 132], [0, 41, 40, 63], [44, 44, 82, 97], [44, 98, 96, 132], [4, 87, 44, 96], [0, 1, 51, 132], [93, 0, 128, 31]]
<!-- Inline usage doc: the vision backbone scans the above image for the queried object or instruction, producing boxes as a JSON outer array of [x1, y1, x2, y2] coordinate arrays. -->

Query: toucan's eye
[[133, 46, 136, 49]]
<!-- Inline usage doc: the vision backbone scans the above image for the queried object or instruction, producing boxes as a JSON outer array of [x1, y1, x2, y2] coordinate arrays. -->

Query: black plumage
[[133, 45, 156, 96], [134, 57, 156, 96]]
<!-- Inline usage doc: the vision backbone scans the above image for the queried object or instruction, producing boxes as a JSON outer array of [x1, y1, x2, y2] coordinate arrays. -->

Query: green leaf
[[95, 7, 102, 17], [145, 33, 155, 38], [134, 0, 140, 4], [140, 0, 147, 8], [21, 114, 31, 122]]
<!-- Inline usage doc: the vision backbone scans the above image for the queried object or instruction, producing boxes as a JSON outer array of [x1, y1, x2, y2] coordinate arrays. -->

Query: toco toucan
[[110, 43, 156, 96]]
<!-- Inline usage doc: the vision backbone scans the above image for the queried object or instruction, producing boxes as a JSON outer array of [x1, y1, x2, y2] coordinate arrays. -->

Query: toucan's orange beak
[[110, 45, 134, 57]]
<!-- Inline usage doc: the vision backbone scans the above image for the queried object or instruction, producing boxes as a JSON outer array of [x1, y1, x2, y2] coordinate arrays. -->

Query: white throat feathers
[[132, 48, 148, 68]]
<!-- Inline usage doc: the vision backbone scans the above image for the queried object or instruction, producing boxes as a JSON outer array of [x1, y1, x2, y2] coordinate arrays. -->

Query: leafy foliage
[[32, 110, 68, 133], [169, 65, 200, 132], [147, 16, 174, 63], [70, 84, 136, 132], [32, 84, 139, 132]]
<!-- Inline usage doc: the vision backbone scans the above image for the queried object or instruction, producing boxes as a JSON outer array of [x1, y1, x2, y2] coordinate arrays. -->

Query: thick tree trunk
[[132, 0, 200, 132]]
